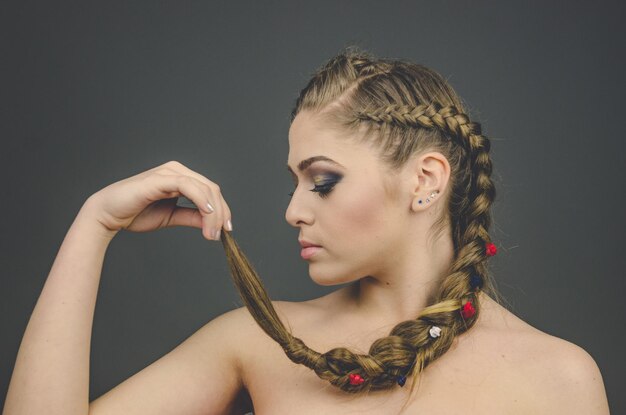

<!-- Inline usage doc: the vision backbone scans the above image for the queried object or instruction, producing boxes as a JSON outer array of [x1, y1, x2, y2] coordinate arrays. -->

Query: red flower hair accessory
[[461, 300, 476, 319], [485, 242, 497, 256], [349, 373, 365, 385]]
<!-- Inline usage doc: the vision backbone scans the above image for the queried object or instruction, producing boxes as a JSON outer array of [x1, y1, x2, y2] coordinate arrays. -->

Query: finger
[[166, 207, 204, 230], [169, 204, 215, 241], [202, 212, 218, 240], [148, 175, 221, 240], [219, 194, 233, 231], [176, 192, 229, 236], [158, 162, 231, 227], [144, 174, 216, 219], [151, 163, 227, 238], [205, 186, 225, 240], [159, 161, 217, 192]]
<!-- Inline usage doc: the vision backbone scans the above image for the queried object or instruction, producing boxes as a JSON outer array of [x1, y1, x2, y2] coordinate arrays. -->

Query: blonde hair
[[219, 46, 502, 406]]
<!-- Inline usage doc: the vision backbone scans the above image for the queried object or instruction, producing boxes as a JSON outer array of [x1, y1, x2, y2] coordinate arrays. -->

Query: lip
[[301, 246, 322, 259], [298, 238, 322, 260], [298, 239, 322, 249]]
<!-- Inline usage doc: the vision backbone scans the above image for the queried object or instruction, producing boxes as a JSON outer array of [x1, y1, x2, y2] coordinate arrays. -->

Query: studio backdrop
[[1, 1, 623, 413]]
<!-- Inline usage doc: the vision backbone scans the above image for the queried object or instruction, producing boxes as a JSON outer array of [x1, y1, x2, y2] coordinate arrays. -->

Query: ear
[[409, 151, 450, 212]]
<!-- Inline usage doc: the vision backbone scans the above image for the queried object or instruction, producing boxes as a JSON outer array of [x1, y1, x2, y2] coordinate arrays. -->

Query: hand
[[83, 161, 232, 241]]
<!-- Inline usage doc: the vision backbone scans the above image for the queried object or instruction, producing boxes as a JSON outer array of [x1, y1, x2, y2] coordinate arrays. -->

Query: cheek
[[333, 186, 388, 240]]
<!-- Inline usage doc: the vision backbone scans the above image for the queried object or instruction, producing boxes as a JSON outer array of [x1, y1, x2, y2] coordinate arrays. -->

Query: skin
[[255, 109, 612, 413], [5, 111, 608, 414], [286, 109, 456, 326]]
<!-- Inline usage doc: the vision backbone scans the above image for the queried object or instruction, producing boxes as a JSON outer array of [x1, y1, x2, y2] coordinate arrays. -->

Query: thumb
[[166, 207, 204, 229]]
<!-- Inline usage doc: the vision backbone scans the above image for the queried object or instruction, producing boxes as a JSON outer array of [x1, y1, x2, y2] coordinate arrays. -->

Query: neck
[[344, 232, 456, 325]]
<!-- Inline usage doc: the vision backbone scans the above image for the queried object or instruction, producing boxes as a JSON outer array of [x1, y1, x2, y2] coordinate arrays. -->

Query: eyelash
[[288, 181, 337, 199]]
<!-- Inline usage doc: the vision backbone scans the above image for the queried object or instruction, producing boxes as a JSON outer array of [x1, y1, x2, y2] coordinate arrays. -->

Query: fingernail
[[215, 229, 221, 240], [226, 219, 233, 231], [206, 202, 215, 213]]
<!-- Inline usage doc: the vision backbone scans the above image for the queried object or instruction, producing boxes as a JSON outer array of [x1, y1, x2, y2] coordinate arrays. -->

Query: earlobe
[[412, 189, 440, 211]]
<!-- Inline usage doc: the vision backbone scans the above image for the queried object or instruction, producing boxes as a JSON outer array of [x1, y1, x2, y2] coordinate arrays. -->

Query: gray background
[[1, 1, 624, 412]]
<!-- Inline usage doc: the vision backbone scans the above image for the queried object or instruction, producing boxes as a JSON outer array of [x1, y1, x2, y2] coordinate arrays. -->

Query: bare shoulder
[[520, 330, 609, 414], [247, 295, 610, 414], [478, 297, 610, 414], [225, 299, 300, 365]]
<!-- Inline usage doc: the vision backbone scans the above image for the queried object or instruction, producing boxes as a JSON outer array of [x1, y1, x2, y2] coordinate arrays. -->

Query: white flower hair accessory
[[429, 325, 442, 338]]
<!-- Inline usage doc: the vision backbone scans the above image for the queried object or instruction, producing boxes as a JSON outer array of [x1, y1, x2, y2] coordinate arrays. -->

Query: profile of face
[[286, 110, 445, 286]]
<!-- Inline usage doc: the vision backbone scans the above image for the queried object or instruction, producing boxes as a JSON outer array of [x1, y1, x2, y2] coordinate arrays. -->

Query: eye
[[311, 181, 336, 198], [287, 182, 336, 199], [288, 175, 341, 199]]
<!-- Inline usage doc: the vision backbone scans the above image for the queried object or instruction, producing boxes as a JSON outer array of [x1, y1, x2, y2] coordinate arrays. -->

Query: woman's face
[[286, 110, 412, 286]]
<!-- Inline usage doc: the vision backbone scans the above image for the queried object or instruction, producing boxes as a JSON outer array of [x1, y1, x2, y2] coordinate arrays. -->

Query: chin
[[309, 273, 345, 286], [308, 265, 358, 286]]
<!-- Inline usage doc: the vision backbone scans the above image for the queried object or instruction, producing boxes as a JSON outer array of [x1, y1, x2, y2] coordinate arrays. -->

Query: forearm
[[3, 202, 116, 415]]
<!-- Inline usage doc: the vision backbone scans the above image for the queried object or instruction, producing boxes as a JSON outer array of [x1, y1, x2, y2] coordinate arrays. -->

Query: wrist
[[74, 197, 119, 242]]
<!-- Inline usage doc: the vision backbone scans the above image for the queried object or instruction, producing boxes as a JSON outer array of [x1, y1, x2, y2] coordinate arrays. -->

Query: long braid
[[339, 102, 496, 390], [218, 48, 500, 406], [222, 102, 497, 392]]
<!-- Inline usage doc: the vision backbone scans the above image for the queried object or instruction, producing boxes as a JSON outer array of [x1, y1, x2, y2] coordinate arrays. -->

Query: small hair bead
[[461, 300, 476, 319], [485, 242, 497, 256], [429, 325, 442, 338], [469, 274, 483, 290], [397, 374, 407, 387], [349, 373, 365, 385]]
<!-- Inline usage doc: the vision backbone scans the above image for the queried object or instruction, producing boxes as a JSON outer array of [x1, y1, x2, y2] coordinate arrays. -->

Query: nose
[[285, 188, 314, 227]]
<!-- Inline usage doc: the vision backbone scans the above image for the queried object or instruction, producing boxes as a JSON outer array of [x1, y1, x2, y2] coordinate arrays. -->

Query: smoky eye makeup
[[288, 172, 343, 199]]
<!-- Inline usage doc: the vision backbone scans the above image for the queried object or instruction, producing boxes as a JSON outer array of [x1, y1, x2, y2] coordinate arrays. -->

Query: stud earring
[[418, 189, 439, 204]]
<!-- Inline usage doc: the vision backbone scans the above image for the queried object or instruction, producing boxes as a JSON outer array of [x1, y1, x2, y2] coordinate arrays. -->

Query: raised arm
[[3, 202, 117, 415], [4, 161, 239, 415]]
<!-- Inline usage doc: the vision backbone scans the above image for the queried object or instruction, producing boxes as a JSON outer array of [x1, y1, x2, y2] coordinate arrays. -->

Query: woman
[[4, 48, 610, 414]]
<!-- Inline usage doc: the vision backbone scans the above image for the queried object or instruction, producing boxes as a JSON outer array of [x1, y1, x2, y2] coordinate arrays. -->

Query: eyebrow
[[286, 155, 345, 174]]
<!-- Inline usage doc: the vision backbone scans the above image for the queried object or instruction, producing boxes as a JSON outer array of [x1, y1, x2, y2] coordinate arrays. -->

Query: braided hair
[[219, 46, 501, 405]]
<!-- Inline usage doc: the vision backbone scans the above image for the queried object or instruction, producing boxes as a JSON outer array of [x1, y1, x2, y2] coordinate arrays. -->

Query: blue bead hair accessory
[[393, 357, 418, 387], [470, 273, 483, 290]]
